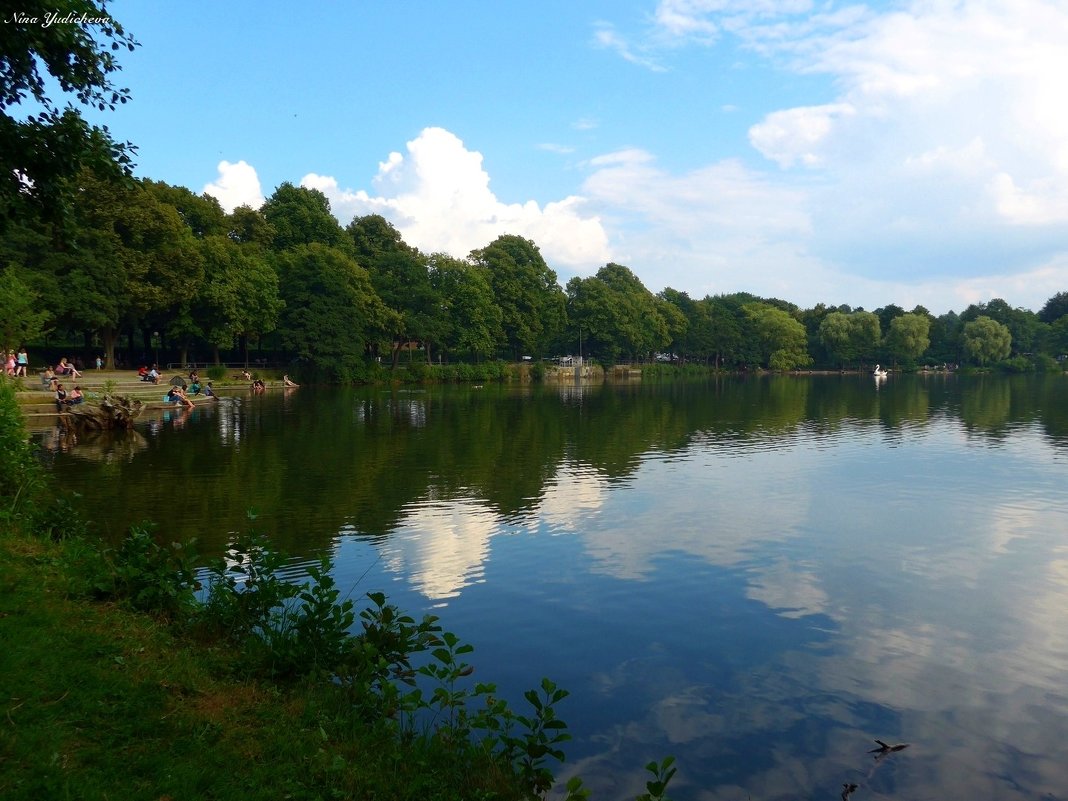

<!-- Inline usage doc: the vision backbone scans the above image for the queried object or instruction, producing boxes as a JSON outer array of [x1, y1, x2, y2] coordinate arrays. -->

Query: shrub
[[103, 523, 201, 617], [205, 365, 227, 381], [999, 355, 1032, 373], [0, 381, 44, 526]]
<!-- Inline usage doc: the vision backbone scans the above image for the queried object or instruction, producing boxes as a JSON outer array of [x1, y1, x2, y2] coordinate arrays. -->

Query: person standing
[[15, 348, 28, 377]]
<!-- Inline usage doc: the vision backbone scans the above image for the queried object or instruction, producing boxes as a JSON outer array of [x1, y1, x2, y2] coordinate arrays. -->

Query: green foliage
[[0, 1, 139, 225], [885, 312, 931, 366], [0, 265, 52, 348], [102, 523, 200, 617], [201, 527, 300, 642], [963, 315, 1012, 366], [502, 677, 573, 795], [262, 182, 350, 253], [1032, 353, 1063, 373], [998, 355, 1032, 373], [472, 235, 567, 358], [744, 303, 812, 370], [0, 380, 42, 524], [818, 310, 881, 367], [205, 365, 227, 380], [636, 756, 678, 801], [274, 243, 396, 373]]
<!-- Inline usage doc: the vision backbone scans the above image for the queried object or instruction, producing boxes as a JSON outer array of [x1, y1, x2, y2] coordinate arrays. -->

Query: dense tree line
[[4, 171, 1068, 378]]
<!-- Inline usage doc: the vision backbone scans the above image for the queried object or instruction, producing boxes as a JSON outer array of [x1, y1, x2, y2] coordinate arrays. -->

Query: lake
[[41, 374, 1068, 800]]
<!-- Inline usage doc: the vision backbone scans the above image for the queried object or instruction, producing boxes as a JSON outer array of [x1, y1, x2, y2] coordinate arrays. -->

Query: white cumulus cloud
[[302, 127, 611, 270], [202, 160, 264, 212]]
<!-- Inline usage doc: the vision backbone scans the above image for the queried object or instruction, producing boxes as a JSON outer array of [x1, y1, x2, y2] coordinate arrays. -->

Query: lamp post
[[153, 331, 159, 368]]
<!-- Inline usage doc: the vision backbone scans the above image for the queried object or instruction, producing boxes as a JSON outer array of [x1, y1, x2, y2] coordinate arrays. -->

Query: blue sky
[[74, 0, 1068, 313]]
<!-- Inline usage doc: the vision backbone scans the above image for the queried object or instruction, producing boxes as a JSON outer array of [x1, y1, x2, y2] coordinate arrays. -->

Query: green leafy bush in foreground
[[91, 517, 678, 800]]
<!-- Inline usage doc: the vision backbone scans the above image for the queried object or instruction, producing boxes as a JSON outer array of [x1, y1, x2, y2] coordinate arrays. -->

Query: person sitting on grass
[[138, 365, 149, 380], [146, 365, 161, 384], [55, 383, 70, 410], [43, 367, 58, 391], [189, 379, 202, 396], [202, 382, 215, 398], [69, 386, 85, 405]]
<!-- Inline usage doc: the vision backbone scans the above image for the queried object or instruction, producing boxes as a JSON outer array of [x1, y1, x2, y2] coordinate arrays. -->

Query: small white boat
[[873, 364, 888, 377]]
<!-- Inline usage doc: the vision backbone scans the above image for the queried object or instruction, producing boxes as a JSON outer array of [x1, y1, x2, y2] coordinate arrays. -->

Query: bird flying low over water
[[868, 739, 910, 756]]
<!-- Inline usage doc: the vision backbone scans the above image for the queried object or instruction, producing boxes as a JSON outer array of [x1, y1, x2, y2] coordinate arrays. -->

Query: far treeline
[[4, 173, 1068, 379]]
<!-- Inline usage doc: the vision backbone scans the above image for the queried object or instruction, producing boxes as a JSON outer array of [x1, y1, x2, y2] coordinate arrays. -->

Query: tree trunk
[[101, 326, 117, 370]]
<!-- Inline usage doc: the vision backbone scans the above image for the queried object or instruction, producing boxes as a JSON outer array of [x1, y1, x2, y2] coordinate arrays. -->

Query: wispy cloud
[[592, 22, 667, 72], [537, 143, 576, 155]]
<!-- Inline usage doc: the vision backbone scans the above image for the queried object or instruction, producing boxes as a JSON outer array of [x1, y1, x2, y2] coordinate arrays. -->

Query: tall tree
[[1038, 291, 1068, 324], [885, 313, 931, 367], [743, 303, 811, 370], [273, 243, 395, 375], [471, 235, 566, 359], [38, 173, 202, 367], [429, 253, 502, 361], [0, 1, 139, 225], [262, 183, 349, 253], [818, 310, 880, 368], [0, 265, 50, 349], [348, 214, 441, 365], [963, 316, 1011, 366], [143, 180, 227, 238], [191, 236, 282, 364]]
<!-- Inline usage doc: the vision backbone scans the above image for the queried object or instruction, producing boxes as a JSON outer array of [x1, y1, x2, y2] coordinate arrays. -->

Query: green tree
[[963, 315, 1011, 366], [37, 173, 202, 367], [1047, 316, 1068, 358], [0, 1, 139, 225], [228, 205, 276, 249], [659, 288, 704, 361], [818, 310, 880, 368], [1038, 291, 1068, 324], [885, 313, 931, 368], [192, 236, 283, 364], [429, 253, 502, 361], [348, 215, 441, 366], [960, 298, 1040, 355], [705, 297, 744, 368], [273, 244, 395, 375], [262, 183, 349, 253], [0, 265, 51, 349], [143, 180, 227, 238], [471, 235, 566, 359], [743, 303, 811, 370], [595, 263, 671, 359], [566, 275, 620, 362]]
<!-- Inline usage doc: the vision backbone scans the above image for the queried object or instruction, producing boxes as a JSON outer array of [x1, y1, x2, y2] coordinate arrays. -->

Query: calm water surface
[[43, 375, 1068, 800]]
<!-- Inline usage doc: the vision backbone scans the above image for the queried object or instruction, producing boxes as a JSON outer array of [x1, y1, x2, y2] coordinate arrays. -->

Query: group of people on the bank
[[10, 350, 300, 412], [4, 348, 29, 377]]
